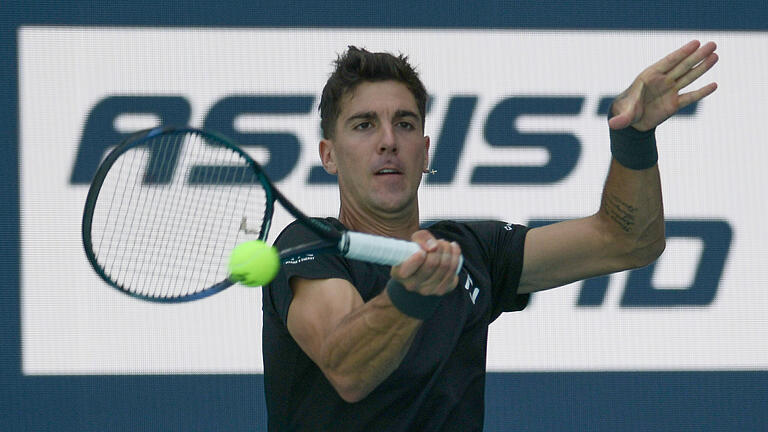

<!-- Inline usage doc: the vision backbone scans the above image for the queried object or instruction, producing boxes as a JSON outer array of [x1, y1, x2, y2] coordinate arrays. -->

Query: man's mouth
[[375, 168, 402, 175]]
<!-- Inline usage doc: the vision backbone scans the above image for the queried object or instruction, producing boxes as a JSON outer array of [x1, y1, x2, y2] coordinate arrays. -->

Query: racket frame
[[83, 127, 281, 302], [82, 126, 430, 303]]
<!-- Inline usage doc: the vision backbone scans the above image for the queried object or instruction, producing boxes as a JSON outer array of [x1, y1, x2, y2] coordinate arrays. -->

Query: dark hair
[[319, 46, 428, 139]]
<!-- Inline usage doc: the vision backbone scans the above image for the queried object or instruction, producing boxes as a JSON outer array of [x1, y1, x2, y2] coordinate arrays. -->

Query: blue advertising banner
[[3, 1, 768, 431]]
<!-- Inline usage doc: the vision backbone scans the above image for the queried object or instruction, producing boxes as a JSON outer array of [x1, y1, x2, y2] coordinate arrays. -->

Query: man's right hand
[[390, 230, 462, 296]]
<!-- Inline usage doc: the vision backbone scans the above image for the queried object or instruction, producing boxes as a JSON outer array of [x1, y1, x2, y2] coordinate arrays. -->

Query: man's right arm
[[285, 231, 461, 403]]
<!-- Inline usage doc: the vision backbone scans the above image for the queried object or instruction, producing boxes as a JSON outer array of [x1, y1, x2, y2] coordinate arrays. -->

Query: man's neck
[[337, 204, 420, 241]]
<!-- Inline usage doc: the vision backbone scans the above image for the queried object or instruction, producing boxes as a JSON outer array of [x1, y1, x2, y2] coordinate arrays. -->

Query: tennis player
[[262, 42, 718, 431]]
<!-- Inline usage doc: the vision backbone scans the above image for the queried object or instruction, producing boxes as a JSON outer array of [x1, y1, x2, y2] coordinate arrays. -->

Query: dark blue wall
[[3, 1, 767, 430]]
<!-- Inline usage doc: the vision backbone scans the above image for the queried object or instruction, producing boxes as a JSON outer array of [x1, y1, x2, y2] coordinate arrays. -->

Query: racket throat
[[337, 232, 352, 256]]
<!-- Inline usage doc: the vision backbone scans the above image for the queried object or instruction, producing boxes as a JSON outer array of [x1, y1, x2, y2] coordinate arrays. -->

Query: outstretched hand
[[609, 40, 719, 131]]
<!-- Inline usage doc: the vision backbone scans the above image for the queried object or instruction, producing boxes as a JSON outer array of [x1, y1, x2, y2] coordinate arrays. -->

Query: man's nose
[[378, 124, 397, 154]]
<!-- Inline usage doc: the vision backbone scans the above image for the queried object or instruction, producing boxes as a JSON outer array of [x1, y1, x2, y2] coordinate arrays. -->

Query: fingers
[[415, 240, 460, 294], [391, 230, 462, 296], [395, 230, 438, 278], [394, 246, 427, 279], [668, 41, 717, 82], [411, 230, 440, 253], [679, 82, 718, 109], [675, 52, 719, 91], [663, 41, 719, 111], [611, 40, 719, 131], [654, 40, 701, 73]]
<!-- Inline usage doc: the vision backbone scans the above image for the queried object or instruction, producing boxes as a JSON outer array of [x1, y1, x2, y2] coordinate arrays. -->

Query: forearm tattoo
[[604, 193, 637, 233]]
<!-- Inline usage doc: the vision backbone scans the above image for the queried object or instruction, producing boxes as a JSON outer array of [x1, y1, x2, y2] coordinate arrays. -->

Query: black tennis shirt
[[262, 218, 529, 431]]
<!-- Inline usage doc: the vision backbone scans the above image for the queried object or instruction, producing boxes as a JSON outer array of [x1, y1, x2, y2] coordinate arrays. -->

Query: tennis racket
[[82, 126, 452, 302]]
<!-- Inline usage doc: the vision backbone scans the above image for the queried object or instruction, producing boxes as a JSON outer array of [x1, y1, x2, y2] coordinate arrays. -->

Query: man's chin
[[371, 195, 417, 216]]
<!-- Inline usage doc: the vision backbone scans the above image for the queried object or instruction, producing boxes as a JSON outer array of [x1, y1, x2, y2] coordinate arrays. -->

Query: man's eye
[[397, 121, 414, 130], [354, 121, 372, 130]]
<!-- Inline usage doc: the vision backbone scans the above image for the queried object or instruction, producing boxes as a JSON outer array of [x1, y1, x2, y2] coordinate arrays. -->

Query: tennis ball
[[228, 240, 280, 287]]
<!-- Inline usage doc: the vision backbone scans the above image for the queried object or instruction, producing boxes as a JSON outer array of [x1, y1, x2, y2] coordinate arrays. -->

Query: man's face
[[320, 80, 429, 217]]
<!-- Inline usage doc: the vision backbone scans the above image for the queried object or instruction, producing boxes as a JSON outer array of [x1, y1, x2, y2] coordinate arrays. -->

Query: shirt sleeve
[[263, 220, 353, 325], [486, 221, 530, 321]]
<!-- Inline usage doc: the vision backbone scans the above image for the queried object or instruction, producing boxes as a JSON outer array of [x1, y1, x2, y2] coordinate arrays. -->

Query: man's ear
[[423, 135, 431, 172], [319, 138, 337, 175]]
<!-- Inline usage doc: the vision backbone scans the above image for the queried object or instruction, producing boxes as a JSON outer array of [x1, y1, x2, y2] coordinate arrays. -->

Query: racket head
[[82, 126, 275, 302]]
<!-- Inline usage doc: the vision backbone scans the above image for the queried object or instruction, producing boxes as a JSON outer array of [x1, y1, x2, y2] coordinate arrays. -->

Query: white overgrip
[[342, 231, 463, 273], [343, 231, 420, 265]]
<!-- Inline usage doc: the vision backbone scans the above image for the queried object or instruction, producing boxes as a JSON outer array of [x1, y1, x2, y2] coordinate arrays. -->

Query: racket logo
[[239, 217, 260, 235]]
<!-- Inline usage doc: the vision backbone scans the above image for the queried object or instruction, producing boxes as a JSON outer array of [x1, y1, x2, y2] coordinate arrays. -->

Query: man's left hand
[[609, 40, 719, 131]]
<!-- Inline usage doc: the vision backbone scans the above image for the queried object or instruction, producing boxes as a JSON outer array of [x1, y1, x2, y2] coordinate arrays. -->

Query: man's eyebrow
[[394, 109, 420, 120], [344, 111, 377, 124], [343, 109, 421, 125]]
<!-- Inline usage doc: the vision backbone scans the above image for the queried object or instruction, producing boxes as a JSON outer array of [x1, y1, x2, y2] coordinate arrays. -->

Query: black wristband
[[609, 124, 658, 170], [386, 279, 442, 320]]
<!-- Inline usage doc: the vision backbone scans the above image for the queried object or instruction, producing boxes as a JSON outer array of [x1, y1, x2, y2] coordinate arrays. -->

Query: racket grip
[[342, 232, 464, 273]]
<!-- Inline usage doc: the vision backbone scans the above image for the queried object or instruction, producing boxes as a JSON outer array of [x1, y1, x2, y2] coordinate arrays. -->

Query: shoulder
[[427, 220, 528, 245], [273, 217, 342, 247], [427, 219, 529, 269], [427, 220, 530, 317]]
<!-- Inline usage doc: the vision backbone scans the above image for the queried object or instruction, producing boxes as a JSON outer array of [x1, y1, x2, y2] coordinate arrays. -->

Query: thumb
[[608, 111, 633, 130], [411, 230, 438, 252], [608, 80, 645, 130]]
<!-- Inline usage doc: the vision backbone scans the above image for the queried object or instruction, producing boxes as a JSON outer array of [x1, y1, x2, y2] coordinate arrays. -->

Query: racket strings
[[110, 145, 157, 285], [143, 133, 191, 297], [196, 147, 250, 295], [91, 131, 268, 299], [183, 136, 239, 297], [129, 134, 179, 294]]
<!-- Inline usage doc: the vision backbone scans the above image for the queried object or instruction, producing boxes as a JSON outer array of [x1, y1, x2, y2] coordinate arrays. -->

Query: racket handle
[[342, 232, 464, 272]]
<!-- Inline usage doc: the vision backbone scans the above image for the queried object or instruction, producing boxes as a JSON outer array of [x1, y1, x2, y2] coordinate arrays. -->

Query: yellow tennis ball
[[228, 240, 280, 287]]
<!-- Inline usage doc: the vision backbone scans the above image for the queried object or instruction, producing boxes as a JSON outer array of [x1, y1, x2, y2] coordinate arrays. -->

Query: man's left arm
[[518, 40, 719, 294]]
